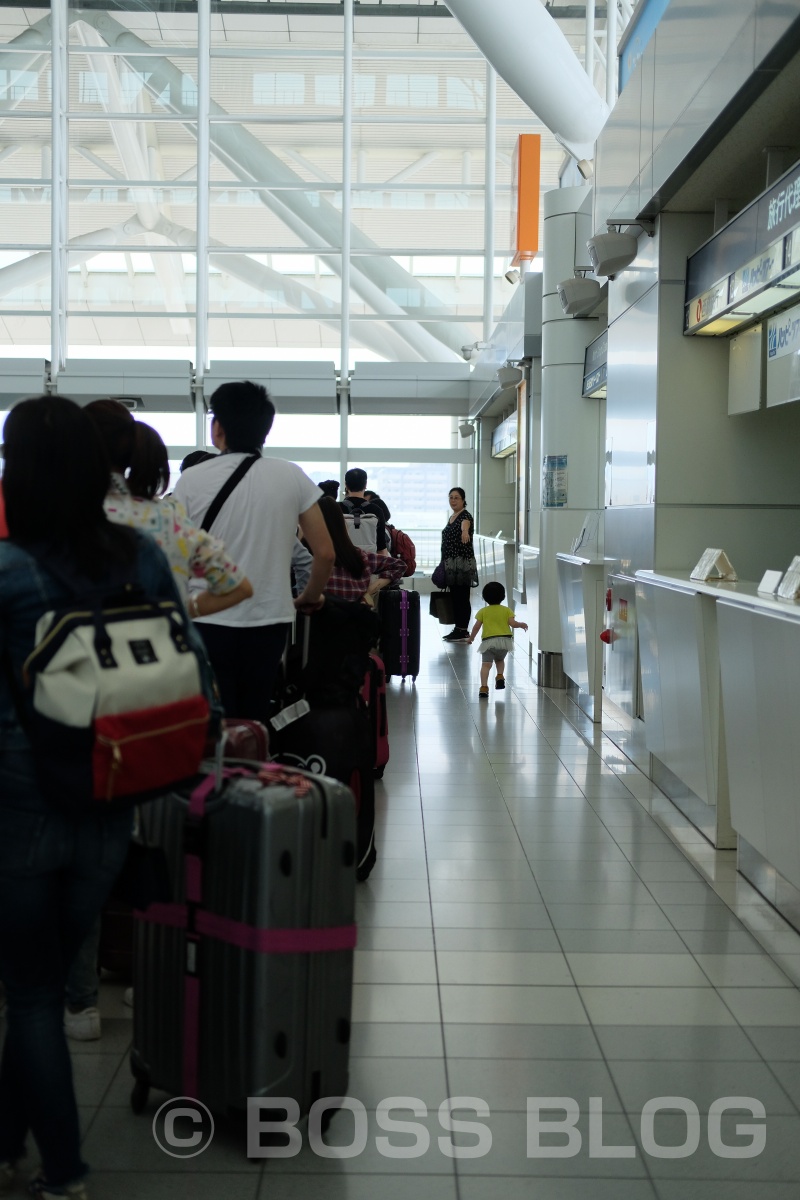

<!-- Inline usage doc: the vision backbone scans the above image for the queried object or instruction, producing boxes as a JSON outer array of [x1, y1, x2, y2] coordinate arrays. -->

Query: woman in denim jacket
[[0, 397, 216, 1200]]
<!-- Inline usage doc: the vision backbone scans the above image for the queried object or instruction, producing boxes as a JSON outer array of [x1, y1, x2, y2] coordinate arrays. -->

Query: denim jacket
[[0, 533, 220, 812]]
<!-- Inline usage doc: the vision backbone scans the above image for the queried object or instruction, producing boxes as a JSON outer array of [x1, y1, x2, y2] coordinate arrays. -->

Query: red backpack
[[387, 525, 416, 577]]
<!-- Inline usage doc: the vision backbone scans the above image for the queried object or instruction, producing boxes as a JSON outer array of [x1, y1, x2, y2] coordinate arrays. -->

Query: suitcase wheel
[[131, 1080, 150, 1115]]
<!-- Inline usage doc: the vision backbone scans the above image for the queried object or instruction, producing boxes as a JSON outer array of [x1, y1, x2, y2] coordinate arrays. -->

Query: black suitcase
[[379, 588, 420, 681], [131, 764, 356, 1118], [271, 706, 377, 882]]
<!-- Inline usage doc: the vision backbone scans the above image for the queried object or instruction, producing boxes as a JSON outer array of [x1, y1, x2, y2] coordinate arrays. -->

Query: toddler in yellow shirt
[[467, 581, 528, 698]]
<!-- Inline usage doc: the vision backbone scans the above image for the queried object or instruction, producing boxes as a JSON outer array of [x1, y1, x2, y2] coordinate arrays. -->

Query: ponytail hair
[[128, 422, 170, 500]]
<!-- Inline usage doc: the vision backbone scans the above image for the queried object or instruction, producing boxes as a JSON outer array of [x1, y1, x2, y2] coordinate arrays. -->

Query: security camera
[[557, 276, 602, 316], [587, 231, 638, 278], [504, 268, 521, 284], [461, 345, 474, 360]]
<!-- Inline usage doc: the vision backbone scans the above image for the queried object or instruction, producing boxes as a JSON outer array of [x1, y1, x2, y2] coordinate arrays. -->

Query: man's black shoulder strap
[[200, 454, 260, 532]]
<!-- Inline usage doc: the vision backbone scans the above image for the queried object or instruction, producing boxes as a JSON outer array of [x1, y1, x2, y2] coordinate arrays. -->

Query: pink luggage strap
[[135, 770, 357, 1099]]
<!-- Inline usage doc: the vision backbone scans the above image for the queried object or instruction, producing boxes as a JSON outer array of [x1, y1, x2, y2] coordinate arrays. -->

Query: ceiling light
[[496, 365, 523, 388]]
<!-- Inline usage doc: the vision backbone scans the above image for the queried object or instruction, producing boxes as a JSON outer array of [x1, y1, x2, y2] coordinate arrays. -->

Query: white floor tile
[[439, 984, 589, 1025], [579, 987, 736, 1026], [435, 951, 572, 986], [565, 954, 710, 987]]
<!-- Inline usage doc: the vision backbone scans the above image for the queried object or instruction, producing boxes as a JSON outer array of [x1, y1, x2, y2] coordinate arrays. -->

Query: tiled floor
[[17, 623, 800, 1198]]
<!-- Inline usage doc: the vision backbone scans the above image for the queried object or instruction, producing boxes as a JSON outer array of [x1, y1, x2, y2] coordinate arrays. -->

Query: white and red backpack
[[22, 583, 210, 812]]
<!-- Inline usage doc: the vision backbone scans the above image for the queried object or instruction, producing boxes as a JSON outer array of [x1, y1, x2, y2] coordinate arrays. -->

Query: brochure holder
[[689, 549, 738, 583], [776, 556, 800, 601], [757, 570, 784, 596]]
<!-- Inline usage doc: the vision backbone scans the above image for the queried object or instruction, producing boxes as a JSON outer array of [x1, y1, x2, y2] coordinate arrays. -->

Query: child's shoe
[[479, 686, 489, 699], [495, 677, 506, 690]]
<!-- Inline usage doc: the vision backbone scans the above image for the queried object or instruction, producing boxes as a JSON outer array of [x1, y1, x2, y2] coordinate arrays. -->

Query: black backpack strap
[[201, 454, 260, 532]]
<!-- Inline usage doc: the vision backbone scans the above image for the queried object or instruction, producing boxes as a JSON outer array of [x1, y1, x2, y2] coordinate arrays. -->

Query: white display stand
[[556, 553, 607, 722]]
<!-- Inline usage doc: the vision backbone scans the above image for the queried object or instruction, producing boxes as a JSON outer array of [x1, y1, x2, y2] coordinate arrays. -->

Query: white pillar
[[50, 0, 67, 376], [605, 0, 618, 108], [340, 0, 353, 484], [483, 65, 496, 345], [195, 0, 210, 378], [585, 0, 595, 86], [537, 185, 604, 679]]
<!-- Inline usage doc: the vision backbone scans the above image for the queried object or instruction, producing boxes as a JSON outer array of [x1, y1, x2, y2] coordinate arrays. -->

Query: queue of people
[[0, 384, 420, 1200], [0, 384, 491, 1197]]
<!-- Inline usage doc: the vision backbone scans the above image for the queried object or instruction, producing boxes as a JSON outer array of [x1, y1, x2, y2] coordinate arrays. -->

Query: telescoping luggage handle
[[136, 770, 357, 1099]]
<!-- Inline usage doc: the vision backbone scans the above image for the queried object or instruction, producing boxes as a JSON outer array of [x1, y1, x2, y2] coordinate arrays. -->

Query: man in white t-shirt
[[173, 380, 334, 723]]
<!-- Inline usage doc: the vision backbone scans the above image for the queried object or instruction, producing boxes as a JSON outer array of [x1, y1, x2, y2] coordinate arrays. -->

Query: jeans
[[198, 622, 290, 725], [449, 584, 472, 631], [0, 786, 132, 1186], [65, 917, 101, 1011]]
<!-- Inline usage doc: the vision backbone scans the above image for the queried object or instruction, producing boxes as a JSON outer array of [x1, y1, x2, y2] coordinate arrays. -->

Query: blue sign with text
[[618, 0, 672, 91]]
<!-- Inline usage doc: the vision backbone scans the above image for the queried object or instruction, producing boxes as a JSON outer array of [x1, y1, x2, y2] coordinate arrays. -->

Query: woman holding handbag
[[439, 487, 478, 642]]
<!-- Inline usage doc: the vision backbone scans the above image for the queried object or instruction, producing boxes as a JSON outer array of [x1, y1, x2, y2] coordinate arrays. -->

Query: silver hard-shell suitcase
[[130, 765, 356, 1121]]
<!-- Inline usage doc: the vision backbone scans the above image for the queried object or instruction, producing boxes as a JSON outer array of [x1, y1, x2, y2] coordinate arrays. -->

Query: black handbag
[[429, 591, 455, 624]]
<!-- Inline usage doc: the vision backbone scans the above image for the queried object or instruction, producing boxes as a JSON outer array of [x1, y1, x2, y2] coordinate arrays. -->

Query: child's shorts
[[480, 635, 514, 662]]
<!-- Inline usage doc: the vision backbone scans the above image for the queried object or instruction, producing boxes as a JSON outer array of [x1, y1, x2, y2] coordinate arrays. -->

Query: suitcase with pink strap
[[129, 763, 356, 1119], [361, 652, 389, 779]]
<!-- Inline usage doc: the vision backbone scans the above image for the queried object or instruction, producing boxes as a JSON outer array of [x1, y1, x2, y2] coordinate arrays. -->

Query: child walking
[[467, 581, 528, 698]]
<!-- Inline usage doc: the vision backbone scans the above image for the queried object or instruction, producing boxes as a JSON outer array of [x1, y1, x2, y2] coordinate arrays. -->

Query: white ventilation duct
[[445, 0, 609, 161]]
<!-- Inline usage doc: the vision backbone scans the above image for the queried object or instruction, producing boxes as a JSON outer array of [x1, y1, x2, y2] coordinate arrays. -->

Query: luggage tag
[[270, 698, 310, 731]]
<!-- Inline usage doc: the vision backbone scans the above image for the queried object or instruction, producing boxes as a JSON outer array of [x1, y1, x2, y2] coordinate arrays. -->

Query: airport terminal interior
[[3, 0, 800, 1195]]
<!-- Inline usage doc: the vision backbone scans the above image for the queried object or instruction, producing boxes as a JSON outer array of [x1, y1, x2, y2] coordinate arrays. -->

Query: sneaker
[[495, 677, 506, 689], [479, 686, 489, 699], [123, 988, 134, 1009], [442, 629, 461, 642], [64, 1007, 101, 1042], [29, 1172, 88, 1199]]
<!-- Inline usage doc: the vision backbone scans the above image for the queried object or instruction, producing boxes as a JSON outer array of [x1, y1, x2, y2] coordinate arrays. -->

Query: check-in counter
[[556, 553, 607, 722], [635, 571, 738, 849], [474, 534, 514, 598], [604, 574, 641, 719], [714, 587, 800, 931]]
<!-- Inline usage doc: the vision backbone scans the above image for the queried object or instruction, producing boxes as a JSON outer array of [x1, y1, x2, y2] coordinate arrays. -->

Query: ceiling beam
[[0, 0, 606, 17]]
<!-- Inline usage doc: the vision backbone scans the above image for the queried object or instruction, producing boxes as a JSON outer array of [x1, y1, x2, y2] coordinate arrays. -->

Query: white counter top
[[635, 569, 800, 619]]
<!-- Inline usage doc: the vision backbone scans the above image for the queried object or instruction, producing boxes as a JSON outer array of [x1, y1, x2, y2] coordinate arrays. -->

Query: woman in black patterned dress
[[440, 487, 478, 642]]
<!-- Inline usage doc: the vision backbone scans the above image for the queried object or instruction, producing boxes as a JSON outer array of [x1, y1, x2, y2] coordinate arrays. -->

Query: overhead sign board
[[685, 159, 800, 336]]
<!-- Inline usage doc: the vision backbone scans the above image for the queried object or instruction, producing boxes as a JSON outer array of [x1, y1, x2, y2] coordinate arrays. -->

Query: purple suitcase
[[379, 589, 420, 681]]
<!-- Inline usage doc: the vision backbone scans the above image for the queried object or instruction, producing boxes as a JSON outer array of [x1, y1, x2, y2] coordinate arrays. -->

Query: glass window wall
[[0, 1, 572, 375]]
